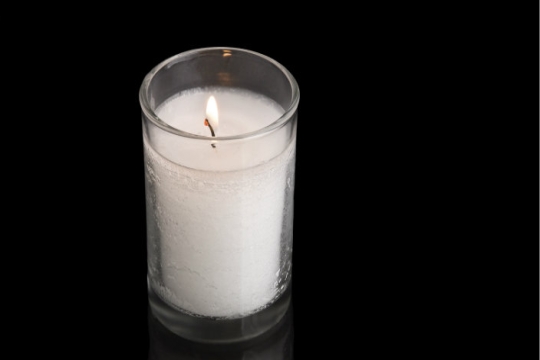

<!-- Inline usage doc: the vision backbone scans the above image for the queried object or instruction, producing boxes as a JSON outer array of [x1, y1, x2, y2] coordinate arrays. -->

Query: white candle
[[144, 86, 296, 318]]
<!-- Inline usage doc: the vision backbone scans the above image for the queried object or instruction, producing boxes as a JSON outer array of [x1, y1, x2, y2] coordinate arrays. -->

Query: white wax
[[145, 87, 295, 318], [158, 87, 280, 137]]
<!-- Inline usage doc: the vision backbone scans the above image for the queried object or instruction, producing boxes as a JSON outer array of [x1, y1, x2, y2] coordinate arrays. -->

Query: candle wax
[[144, 87, 295, 318]]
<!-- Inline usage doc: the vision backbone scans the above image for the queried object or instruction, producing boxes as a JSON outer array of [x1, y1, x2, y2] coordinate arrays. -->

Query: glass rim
[[139, 46, 300, 141]]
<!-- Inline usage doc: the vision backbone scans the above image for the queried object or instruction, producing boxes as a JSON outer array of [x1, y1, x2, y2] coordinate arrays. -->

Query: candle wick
[[204, 119, 216, 148]]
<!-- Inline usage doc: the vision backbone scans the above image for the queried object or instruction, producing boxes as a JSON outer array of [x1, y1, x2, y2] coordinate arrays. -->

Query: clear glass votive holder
[[139, 47, 299, 343]]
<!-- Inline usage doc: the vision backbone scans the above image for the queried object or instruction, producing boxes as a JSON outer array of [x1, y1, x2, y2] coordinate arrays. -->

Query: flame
[[205, 96, 219, 130]]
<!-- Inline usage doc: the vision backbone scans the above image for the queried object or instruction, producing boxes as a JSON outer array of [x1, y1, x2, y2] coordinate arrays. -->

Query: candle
[[145, 86, 295, 318], [140, 47, 299, 342]]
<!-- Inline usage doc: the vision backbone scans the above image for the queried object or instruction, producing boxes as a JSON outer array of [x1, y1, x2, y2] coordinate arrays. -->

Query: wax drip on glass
[[204, 95, 218, 148]]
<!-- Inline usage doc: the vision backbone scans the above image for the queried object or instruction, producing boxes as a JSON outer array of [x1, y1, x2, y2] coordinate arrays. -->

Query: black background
[[19, 6, 539, 359]]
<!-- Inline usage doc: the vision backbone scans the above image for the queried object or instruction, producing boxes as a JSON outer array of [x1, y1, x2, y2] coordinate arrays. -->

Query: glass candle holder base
[[147, 281, 292, 344]]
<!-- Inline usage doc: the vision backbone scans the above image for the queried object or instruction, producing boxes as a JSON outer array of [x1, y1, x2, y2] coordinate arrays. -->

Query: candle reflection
[[148, 305, 294, 359]]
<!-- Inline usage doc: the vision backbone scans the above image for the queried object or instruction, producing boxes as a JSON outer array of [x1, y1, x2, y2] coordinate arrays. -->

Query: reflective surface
[[148, 302, 294, 359]]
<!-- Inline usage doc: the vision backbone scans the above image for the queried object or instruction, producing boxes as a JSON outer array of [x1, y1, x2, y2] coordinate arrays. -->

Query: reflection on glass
[[148, 305, 294, 359]]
